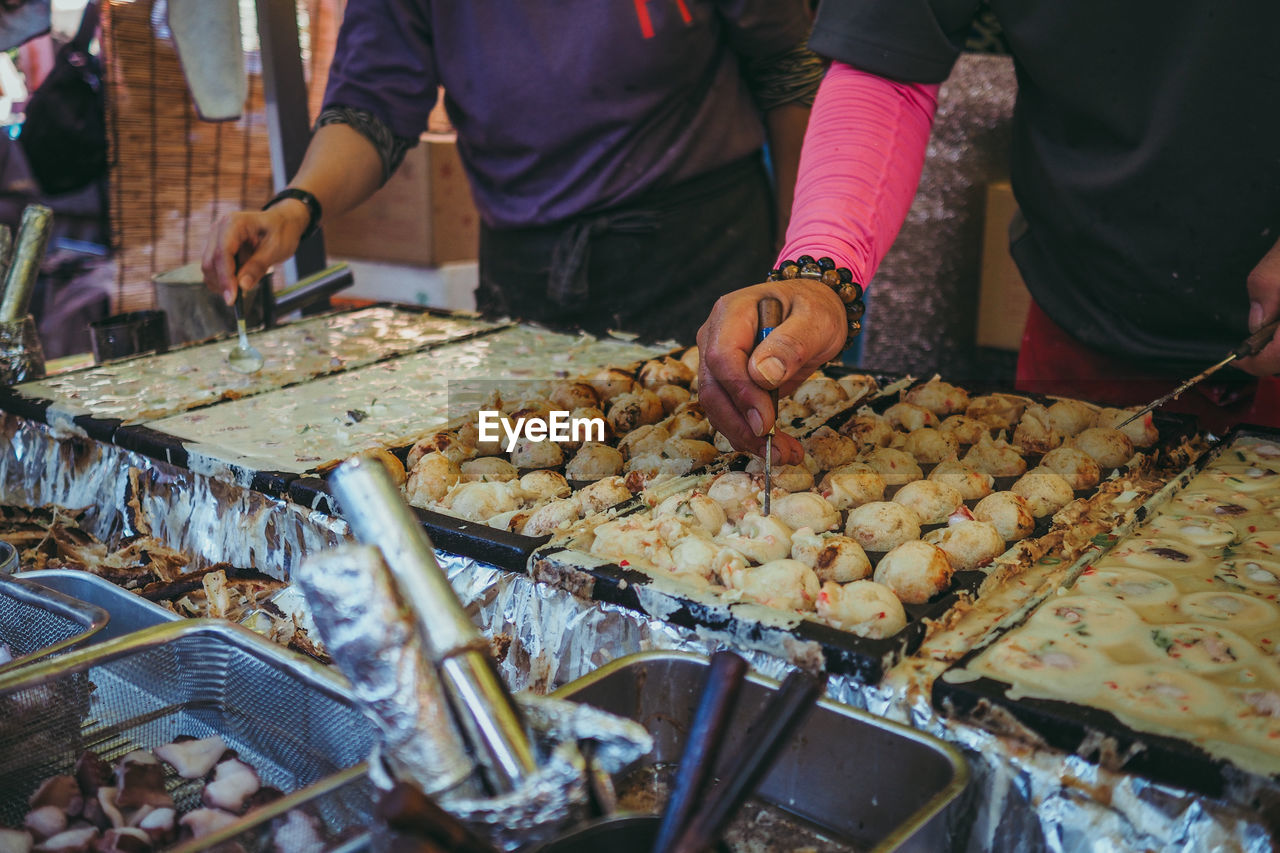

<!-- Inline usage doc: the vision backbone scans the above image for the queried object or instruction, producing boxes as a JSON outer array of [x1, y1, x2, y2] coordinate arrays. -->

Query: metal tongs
[[754, 298, 784, 515]]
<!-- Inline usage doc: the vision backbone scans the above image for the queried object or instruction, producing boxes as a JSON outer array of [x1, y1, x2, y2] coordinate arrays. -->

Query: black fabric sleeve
[[808, 0, 983, 84], [741, 41, 827, 110], [314, 105, 419, 185]]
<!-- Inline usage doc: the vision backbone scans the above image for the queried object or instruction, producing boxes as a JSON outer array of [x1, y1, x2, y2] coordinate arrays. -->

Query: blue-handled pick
[[755, 298, 784, 516]]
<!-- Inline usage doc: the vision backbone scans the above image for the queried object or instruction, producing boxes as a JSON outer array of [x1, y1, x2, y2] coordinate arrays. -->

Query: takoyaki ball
[[357, 447, 406, 487], [407, 431, 473, 469], [1067, 427, 1135, 469], [618, 424, 670, 460], [892, 480, 964, 525], [818, 463, 886, 510], [1040, 447, 1102, 491], [862, 447, 924, 486], [962, 435, 1028, 478], [576, 475, 633, 515], [520, 469, 572, 501], [1012, 468, 1075, 518], [927, 460, 994, 501], [522, 498, 582, 537], [845, 501, 922, 552], [458, 417, 506, 457], [679, 345, 700, 373], [884, 401, 940, 432], [707, 471, 764, 521], [714, 513, 795, 565], [965, 394, 1027, 430], [548, 381, 599, 412], [665, 409, 712, 441], [663, 438, 719, 470], [815, 580, 907, 638], [590, 517, 673, 572], [776, 397, 812, 425], [723, 558, 820, 611], [655, 491, 728, 535], [1012, 404, 1063, 454], [939, 415, 990, 446], [588, 367, 637, 404], [839, 413, 896, 449], [973, 491, 1036, 541], [405, 451, 461, 507], [924, 520, 1005, 571], [656, 383, 692, 415], [510, 436, 563, 470], [444, 480, 524, 523], [804, 426, 860, 472], [904, 378, 970, 416], [713, 430, 736, 453], [836, 373, 880, 402], [490, 508, 531, 534], [793, 375, 848, 412], [506, 398, 555, 423], [1094, 407, 1159, 448], [1047, 399, 1096, 437], [565, 443, 625, 481], [745, 457, 815, 493], [639, 356, 695, 389], [557, 406, 609, 453], [461, 456, 519, 483], [608, 389, 664, 434], [873, 540, 954, 604], [903, 428, 960, 464], [791, 528, 872, 583], [772, 492, 841, 533]]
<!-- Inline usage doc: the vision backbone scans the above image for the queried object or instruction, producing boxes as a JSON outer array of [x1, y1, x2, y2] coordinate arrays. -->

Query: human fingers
[[1236, 239, 1280, 376]]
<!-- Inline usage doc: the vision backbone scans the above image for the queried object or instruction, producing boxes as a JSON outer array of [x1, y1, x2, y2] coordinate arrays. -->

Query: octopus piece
[[617, 424, 670, 460], [608, 389, 665, 434], [1066, 427, 1135, 469], [522, 499, 582, 537], [31, 827, 96, 853], [965, 394, 1026, 429], [903, 427, 960, 464], [1094, 407, 1159, 448], [656, 384, 692, 415], [572, 476, 631, 515], [714, 513, 795, 565], [520, 469, 572, 501], [792, 375, 848, 412], [548, 380, 599, 412], [927, 460, 994, 501], [404, 452, 462, 507], [904, 378, 970, 416], [883, 401, 939, 432], [407, 432, 474, 469], [590, 517, 674, 571], [1012, 404, 1063, 454], [639, 356, 695, 389], [566, 443, 625, 482], [873, 540, 954, 604], [924, 520, 1006, 570], [509, 436, 563, 470], [202, 758, 261, 813], [839, 413, 896, 449], [664, 409, 712, 441], [938, 415, 989, 446], [443, 481, 523, 522], [791, 528, 872, 583], [707, 471, 764, 521], [28, 776, 82, 815], [588, 367, 637, 404], [745, 457, 815, 493], [819, 463, 886, 510], [663, 438, 718, 470], [25, 808, 65, 842], [179, 809, 240, 840], [771, 492, 841, 533], [0, 830, 32, 853], [836, 373, 879, 401], [892, 480, 964, 525], [861, 447, 924, 486], [154, 735, 226, 780], [803, 426, 860, 472], [973, 491, 1036, 541], [1046, 398, 1096, 437], [722, 558, 820, 611], [962, 435, 1028, 478], [815, 580, 908, 637], [654, 492, 728, 535], [845, 501, 922, 552], [460, 456, 518, 483], [1040, 446, 1102, 490]]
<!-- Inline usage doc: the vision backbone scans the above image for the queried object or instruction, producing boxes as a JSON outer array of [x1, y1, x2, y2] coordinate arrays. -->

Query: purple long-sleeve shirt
[[322, 0, 811, 229]]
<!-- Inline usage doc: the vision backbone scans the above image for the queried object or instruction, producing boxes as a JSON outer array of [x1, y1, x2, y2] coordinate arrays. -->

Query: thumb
[[747, 314, 834, 391], [230, 245, 277, 306], [1247, 239, 1280, 331]]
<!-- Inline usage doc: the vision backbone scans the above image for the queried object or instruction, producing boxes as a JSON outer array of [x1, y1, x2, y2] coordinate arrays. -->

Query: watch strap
[[264, 188, 322, 241]]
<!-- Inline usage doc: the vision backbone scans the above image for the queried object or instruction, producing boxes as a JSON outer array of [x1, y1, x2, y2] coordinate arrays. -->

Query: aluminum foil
[[0, 316, 46, 385]]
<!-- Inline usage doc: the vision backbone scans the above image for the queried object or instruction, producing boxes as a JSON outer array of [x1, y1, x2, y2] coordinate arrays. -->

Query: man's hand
[[697, 279, 848, 464], [1236, 237, 1280, 376], [201, 200, 310, 305]]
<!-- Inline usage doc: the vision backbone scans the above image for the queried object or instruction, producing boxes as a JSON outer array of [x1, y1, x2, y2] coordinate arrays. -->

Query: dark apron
[[477, 154, 775, 345]]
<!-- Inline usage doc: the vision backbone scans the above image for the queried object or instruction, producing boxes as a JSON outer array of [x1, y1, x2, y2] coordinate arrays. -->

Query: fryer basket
[[0, 573, 109, 674]]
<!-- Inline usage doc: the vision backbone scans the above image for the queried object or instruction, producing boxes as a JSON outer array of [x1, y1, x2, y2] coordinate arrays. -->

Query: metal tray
[[931, 424, 1276, 797], [21, 568, 180, 643], [0, 574, 109, 675], [552, 651, 969, 853], [0, 619, 376, 849]]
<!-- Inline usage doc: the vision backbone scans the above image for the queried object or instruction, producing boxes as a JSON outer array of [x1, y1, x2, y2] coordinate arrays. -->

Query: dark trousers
[[477, 155, 775, 345]]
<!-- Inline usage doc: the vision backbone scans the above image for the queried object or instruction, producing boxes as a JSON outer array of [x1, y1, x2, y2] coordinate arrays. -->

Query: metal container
[[552, 652, 969, 853], [21, 568, 179, 643], [0, 313, 45, 384], [153, 261, 266, 345], [0, 541, 15, 574], [0, 573, 108, 675], [0, 619, 376, 847]]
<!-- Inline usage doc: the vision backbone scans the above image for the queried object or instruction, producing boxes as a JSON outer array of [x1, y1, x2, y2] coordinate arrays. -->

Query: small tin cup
[[89, 310, 170, 363]]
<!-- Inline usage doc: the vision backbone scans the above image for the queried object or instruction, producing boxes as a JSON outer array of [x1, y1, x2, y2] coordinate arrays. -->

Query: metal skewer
[[755, 298, 783, 516]]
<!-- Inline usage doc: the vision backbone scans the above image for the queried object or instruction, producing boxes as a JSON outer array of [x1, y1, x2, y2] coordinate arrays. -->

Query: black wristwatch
[[264, 187, 323, 241]]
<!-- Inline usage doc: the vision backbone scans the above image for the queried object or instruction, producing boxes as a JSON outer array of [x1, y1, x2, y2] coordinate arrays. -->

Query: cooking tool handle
[[755, 298, 783, 516], [652, 651, 749, 853], [264, 262, 354, 326], [1233, 317, 1280, 359]]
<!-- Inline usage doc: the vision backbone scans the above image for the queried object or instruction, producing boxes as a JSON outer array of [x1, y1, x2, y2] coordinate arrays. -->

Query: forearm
[[277, 123, 387, 230], [764, 102, 810, 242]]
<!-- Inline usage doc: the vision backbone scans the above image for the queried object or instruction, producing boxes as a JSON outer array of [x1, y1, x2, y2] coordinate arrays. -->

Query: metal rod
[[0, 205, 54, 323]]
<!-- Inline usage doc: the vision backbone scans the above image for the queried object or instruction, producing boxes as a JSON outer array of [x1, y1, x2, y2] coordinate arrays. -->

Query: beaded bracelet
[[768, 255, 866, 350]]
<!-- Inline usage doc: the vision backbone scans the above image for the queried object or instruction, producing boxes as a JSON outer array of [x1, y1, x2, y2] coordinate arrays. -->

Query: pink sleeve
[[777, 62, 940, 287]]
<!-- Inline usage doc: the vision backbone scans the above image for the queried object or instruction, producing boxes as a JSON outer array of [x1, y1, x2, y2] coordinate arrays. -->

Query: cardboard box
[[975, 181, 1031, 350], [324, 132, 479, 267]]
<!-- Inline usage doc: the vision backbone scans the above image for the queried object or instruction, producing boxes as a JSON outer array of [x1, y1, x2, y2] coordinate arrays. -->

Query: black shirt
[[810, 1, 1280, 371]]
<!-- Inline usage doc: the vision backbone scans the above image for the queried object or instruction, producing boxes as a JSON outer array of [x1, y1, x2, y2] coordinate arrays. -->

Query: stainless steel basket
[[0, 573, 109, 674], [0, 619, 377, 850], [22, 568, 180, 643]]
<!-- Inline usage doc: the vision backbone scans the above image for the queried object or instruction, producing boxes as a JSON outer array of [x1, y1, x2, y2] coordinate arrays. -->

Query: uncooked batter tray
[[931, 425, 1277, 796]]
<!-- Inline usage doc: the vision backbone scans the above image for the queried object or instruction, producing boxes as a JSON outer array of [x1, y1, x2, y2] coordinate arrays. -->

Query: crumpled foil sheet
[[861, 53, 1017, 380], [0, 316, 46, 385], [0, 411, 1274, 851]]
